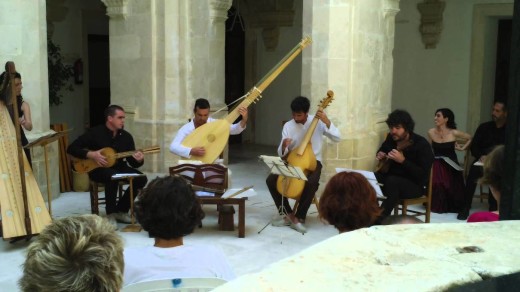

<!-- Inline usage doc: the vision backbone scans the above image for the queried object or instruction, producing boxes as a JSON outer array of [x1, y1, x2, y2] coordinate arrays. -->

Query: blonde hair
[[479, 145, 504, 193], [19, 215, 124, 292]]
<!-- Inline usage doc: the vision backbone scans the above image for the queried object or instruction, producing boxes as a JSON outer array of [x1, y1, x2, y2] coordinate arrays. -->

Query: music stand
[[257, 155, 307, 234], [24, 130, 72, 216], [111, 173, 146, 232]]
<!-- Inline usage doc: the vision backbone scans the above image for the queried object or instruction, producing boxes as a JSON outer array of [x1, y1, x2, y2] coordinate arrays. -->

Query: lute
[[73, 146, 160, 173], [181, 37, 312, 163]]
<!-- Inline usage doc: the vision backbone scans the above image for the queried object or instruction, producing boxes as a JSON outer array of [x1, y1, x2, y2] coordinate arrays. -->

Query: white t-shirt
[[123, 244, 236, 286], [278, 114, 341, 161], [169, 117, 246, 158]]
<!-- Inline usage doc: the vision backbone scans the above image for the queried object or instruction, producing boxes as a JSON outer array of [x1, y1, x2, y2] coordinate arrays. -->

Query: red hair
[[319, 172, 381, 232]]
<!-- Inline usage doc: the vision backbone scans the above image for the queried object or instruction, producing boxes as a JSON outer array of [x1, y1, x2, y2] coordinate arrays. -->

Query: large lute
[[182, 37, 312, 163], [276, 91, 334, 199], [73, 146, 160, 173]]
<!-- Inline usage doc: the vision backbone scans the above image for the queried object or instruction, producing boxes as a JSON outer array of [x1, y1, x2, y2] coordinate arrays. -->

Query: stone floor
[[0, 143, 490, 291]]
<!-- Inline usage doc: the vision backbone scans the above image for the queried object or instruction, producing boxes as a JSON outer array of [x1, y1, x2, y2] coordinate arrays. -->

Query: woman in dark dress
[[0, 69, 33, 166], [427, 108, 471, 213]]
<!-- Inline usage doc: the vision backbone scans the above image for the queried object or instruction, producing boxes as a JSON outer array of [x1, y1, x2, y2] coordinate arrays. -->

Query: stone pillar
[[301, 0, 400, 182], [102, 0, 231, 174], [0, 0, 60, 201]]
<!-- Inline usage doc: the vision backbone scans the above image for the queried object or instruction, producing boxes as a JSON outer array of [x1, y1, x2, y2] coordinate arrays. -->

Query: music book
[[474, 160, 484, 166], [435, 156, 464, 171], [259, 155, 307, 181], [335, 168, 385, 198]]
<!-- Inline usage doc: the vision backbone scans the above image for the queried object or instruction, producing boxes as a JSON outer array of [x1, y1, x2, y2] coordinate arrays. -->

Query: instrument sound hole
[[207, 134, 216, 142]]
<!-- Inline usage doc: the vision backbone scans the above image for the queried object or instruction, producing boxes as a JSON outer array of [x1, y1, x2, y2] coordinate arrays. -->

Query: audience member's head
[[479, 144, 505, 203], [381, 214, 424, 225], [319, 172, 382, 233], [19, 215, 124, 292], [136, 175, 205, 240]]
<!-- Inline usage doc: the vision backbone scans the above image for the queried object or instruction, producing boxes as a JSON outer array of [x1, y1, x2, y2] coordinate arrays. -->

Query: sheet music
[[259, 155, 307, 181], [335, 168, 385, 198], [474, 160, 483, 166], [222, 188, 257, 199], [435, 156, 463, 171], [111, 173, 145, 179]]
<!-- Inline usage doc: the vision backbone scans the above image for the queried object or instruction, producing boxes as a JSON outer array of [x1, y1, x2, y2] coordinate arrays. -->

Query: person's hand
[[387, 149, 405, 164], [376, 151, 387, 161], [479, 155, 487, 163], [282, 138, 293, 153], [455, 143, 465, 151], [88, 150, 108, 167], [238, 107, 248, 126], [315, 109, 331, 128], [190, 147, 206, 156], [132, 151, 144, 162]]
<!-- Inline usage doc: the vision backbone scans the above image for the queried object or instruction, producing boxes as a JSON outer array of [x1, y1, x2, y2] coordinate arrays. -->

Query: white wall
[[392, 0, 512, 140], [253, 0, 303, 146]]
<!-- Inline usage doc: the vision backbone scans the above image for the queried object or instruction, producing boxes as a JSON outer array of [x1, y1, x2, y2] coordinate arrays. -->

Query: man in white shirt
[[124, 176, 235, 286], [266, 96, 341, 233], [169, 98, 248, 158]]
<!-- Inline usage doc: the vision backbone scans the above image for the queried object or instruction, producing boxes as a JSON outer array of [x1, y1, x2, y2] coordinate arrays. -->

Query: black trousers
[[462, 164, 497, 211], [376, 173, 424, 217], [266, 162, 322, 221], [89, 165, 148, 214]]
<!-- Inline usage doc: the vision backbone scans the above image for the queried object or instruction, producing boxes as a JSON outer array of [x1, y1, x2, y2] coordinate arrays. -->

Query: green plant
[[47, 38, 74, 106]]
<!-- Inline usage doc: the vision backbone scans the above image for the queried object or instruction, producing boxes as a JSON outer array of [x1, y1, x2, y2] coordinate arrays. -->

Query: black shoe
[[457, 209, 469, 220]]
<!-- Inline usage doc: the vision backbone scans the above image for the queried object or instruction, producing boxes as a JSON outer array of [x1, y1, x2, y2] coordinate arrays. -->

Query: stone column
[[0, 0, 59, 201], [301, 0, 400, 182], [102, 0, 231, 174]]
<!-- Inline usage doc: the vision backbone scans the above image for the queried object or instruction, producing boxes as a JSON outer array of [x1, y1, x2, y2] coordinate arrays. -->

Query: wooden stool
[[89, 180, 128, 215]]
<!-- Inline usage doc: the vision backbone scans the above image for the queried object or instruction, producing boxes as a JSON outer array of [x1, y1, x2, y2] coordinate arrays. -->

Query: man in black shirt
[[457, 101, 507, 220], [68, 105, 148, 223], [375, 110, 434, 221]]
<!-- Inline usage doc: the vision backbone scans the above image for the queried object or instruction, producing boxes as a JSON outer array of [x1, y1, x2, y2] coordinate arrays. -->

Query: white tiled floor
[[0, 144, 489, 291]]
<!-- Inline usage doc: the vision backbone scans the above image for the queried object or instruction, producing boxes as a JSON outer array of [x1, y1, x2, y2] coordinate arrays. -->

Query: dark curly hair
[[290, 96, 310, 113], [386, 109, 415, 133], [435, 108, 457, 129], [319, 172, 382, 232], [135, 176, 205, 239]]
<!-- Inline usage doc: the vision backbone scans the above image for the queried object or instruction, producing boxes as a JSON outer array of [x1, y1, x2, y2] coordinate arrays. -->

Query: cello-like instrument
[[276, 91, 334, 199], [182, 37, 312, 163]]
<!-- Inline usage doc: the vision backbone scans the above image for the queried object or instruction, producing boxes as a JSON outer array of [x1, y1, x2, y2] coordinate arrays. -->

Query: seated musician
[[67, 105, 148, 224], [375, 109, 434, 223], [266, 96, 341, 234], [169, 98, 248, 159], [124, 176, 235, 286]]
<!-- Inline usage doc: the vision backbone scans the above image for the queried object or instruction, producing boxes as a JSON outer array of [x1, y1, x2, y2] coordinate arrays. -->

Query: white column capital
[[210, 0, 233, 24], [101, 0, 129, 19]]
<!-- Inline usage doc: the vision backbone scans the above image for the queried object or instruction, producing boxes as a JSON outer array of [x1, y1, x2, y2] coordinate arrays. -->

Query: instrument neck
[[224, 38, 311, 124], [295, 114, 320, 156]]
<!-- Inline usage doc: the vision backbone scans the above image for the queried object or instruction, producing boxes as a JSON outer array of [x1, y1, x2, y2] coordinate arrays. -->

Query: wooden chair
[[89, 180, 128, 215], [169, 164, 247, 238], [392, 169, 433, 223]]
